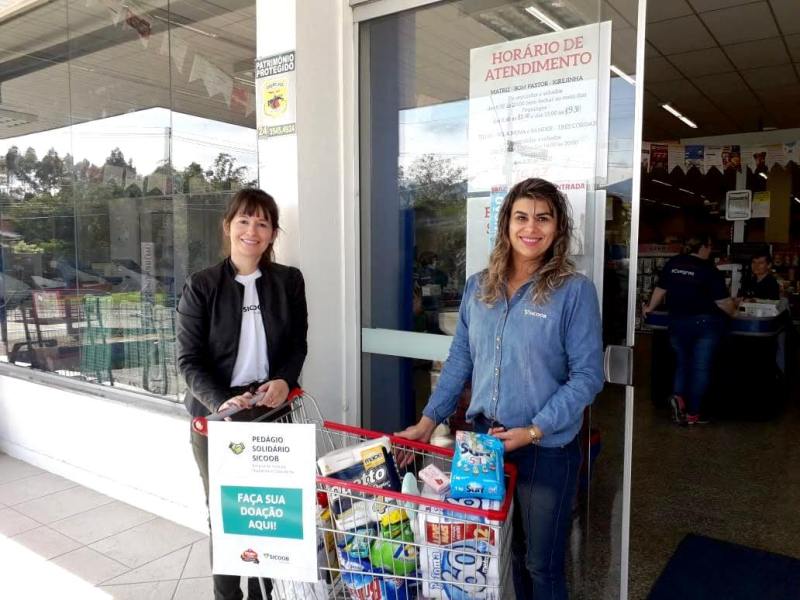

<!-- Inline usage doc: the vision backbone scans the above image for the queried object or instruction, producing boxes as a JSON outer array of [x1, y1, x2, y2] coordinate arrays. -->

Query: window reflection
[[0, 0, 256, 400]]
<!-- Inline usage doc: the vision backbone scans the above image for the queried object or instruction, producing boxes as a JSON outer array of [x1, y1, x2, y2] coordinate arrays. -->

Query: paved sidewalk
[[0, 452, 215, 599]]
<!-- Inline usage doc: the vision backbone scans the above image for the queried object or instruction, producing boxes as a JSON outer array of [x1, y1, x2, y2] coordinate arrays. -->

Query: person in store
[[642, 235, 737, 426], [176, 188, 308, 600], [740, 249, 780, 300], [397, 178, 604, 600]]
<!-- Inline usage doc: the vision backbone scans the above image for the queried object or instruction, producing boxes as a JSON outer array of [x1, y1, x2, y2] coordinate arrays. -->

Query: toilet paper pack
[[415, 497, 502, 599]]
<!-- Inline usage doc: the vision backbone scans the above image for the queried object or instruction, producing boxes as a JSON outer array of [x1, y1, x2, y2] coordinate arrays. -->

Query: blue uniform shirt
[[423, 271, 604, 447], [656, 254, 728, 317]]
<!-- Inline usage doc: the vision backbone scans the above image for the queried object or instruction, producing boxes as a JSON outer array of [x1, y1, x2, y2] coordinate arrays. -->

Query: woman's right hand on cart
[[394, 416, 436, 468], [217, 392, 255, 420]]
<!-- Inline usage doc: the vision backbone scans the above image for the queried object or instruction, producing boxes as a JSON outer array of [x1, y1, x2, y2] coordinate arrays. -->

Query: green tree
[[105, 148, 128, 168], [403, 154, 468, 292], [181, 161, 207, 193], [35, 148, 66, 190], [208, 153, 250, 190], [404, 154, 466, 211]]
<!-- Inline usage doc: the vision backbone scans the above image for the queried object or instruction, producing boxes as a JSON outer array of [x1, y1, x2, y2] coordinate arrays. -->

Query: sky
[[0, 107, 258, 179]]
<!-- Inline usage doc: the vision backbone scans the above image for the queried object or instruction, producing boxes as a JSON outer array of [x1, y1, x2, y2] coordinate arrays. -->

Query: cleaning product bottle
[[369, 509, 417, 576]]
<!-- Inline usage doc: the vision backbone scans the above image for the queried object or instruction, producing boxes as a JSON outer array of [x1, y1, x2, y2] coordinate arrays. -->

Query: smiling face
[[507, 196, 557, 270], [224, 208, 275, 268]]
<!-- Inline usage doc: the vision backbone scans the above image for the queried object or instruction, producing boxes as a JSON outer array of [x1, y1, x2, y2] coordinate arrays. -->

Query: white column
[[257, 0, 357, 424], [257, 0, 299, 265]]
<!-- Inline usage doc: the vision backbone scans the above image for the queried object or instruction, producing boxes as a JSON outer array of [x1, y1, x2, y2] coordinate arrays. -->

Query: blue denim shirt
[[423, 271, 604, 447]]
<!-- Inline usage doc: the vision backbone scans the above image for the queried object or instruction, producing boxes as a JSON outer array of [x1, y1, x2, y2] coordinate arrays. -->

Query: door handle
[[604, 345, 633, 386]]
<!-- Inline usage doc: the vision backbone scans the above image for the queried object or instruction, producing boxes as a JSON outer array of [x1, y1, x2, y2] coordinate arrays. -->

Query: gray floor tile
[[0, 532, 113, 600], [15, 485, 115, 523], [181, 538, 212, 579], [0, 454, 44, 484], [89, 518, 205, 568], [99, 580, 178, 599], [173, 577, 214, 600], [0, 506, 40, 536], [50, 500, 157, 545], [103, 545, 191, 585], [12, 525, 82, 560], [0, 472, 77, 505], [51, 547, 130, 585]]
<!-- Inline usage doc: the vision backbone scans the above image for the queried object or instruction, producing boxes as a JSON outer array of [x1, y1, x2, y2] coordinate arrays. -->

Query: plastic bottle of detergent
[[369, 509, 417, 576]]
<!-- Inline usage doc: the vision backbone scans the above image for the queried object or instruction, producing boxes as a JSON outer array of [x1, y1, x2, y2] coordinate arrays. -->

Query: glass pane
[[0, 1, 73, 376], [360, 1, 641, 597], [0, 0, 257, 400]]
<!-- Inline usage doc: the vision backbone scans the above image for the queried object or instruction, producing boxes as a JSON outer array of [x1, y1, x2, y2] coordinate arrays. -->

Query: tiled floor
[[0, 453, 214, 599]]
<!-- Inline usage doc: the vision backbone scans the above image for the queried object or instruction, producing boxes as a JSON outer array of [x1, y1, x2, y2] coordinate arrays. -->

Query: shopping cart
[[193, 389, 517, 600]]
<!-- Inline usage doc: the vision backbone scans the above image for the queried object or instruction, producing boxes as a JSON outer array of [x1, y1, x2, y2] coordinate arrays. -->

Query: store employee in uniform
[[643, 235, 737, 425], [741, 249, 780, 300]]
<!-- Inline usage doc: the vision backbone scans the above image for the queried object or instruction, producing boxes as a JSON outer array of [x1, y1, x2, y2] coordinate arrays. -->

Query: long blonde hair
[[478, 178, 575, 306]]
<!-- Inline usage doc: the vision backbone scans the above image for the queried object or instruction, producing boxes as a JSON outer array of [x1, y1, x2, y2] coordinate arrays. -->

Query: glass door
[[356, 0, 645, 597]]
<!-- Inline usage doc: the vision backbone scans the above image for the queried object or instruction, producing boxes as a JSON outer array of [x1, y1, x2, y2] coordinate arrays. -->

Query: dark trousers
[[191, 427, 271, 600], [474, 418, 581, 600], [668, 314, 726, 416]]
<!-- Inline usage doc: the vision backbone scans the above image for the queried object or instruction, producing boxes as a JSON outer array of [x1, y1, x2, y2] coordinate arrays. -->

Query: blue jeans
[[668, 315, 726, 416], [474, 418, 581, 600]]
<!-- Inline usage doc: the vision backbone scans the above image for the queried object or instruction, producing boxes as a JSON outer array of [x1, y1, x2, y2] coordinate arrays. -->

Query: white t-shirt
[[230, 269, 269, 387]]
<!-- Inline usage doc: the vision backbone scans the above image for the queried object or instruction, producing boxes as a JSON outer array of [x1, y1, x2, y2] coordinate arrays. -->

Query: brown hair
[[684, 234, 713, 255], [222, 188, 280, 264], [478, 178, 575, 306]]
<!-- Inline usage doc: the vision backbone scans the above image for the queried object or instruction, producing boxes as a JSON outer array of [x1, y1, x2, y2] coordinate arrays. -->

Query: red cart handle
[[192, 387, 304, 436]]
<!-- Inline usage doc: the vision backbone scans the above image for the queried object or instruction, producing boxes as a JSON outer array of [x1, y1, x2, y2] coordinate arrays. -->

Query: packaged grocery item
[[317, 506, 340, 582], [337, 538, 417, 600], [369, 509, 418, 576], [416, 511, 500, 599], [423, 493, 502, 525], [339, 572, 416, 600], [318, 437, 402, 530], [418, 464, 450, 495], [401, 472, 420, 497], [450, 431, 505, 501], [415, 488, 503, 599]]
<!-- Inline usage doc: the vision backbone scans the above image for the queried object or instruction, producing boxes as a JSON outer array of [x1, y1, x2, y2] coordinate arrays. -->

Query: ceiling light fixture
[[525, 6, 635, 84], [793, 195, 800, 204], [758, 172, 768, 180], [150, 14, 218, 39], [525, 6, 564, 31], [609, 65, 635, 86], [0, 106, 37, 127], [652, 179, 672, 187], [678, 187, 695, 195], [661, 103, 698, 129]]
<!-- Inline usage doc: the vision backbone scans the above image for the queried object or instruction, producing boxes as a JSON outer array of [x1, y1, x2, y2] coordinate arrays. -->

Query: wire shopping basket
[[193, 390, 517, 600]]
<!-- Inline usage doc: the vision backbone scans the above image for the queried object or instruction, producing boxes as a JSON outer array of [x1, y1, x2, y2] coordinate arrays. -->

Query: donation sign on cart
[[208, 420, 317, 582]]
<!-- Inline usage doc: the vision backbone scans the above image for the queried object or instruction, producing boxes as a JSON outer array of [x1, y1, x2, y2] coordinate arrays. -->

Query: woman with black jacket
[[177, 188, 308, 600]]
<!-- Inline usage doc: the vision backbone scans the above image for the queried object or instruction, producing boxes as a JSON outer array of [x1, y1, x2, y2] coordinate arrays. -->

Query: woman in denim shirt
[[398, 178, 604, 600]]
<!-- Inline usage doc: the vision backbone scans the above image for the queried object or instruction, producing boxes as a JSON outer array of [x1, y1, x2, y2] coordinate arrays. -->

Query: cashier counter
[[643, 307, 787, 337], [642, 305, 789, 419]]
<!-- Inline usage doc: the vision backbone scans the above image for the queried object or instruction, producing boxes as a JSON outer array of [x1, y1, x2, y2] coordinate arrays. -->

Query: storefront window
[[0, 0, 257, 399]]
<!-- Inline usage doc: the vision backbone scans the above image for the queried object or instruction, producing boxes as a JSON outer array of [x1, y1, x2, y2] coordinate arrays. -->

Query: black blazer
[[176, 257, 308, 417]]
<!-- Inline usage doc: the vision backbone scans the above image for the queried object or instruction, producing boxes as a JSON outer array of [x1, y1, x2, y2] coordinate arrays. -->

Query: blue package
[[338, 571, 417, 600], [449, 431, 505, 502]]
